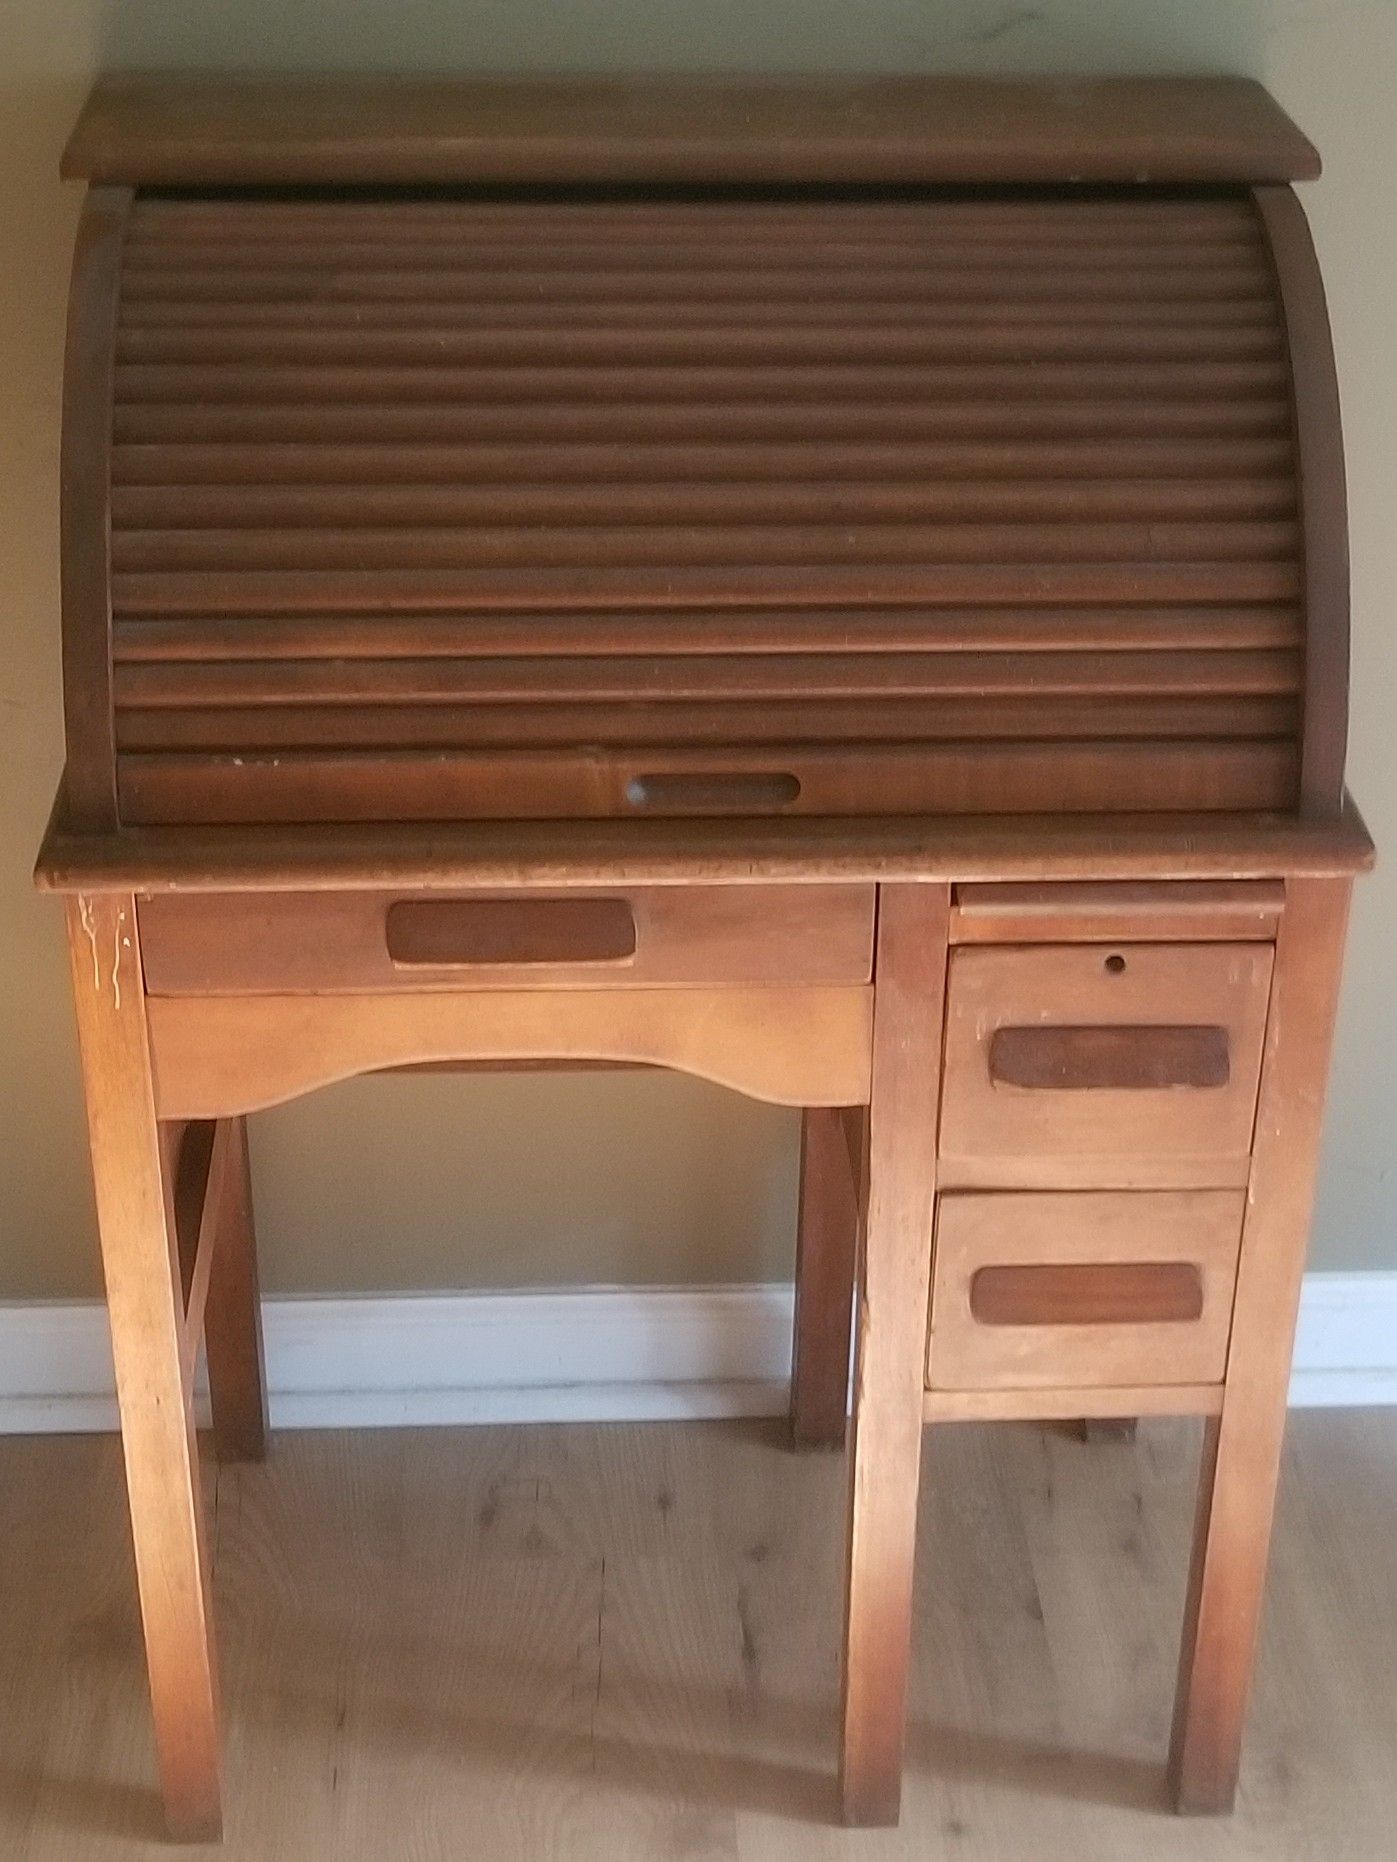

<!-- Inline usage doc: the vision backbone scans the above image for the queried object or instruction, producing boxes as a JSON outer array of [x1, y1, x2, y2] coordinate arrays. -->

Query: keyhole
[[1104, 952, 1127, 975]]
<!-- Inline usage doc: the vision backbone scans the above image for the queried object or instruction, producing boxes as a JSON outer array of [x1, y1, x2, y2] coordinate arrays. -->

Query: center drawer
[[137, 883, 876, 994], [938, 941, 1274, 1188]]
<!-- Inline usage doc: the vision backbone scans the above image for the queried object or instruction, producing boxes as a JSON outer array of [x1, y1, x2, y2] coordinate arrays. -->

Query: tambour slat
[[112, 607, 1304, 662], [107, 189, 1311, 824], [112, 439, 1297, 488], [112, 523, 1299, 574], [114, 695, 1299, 752], [117, 262, 1273, 306], [114, 321, 1286, 367], [111, 561, 1303, 616], [119, 238, 1272, 275], [113, 650, 1300, 709], [114, 360, 1288, 405], [110, 479, 1295, 531], [112, 400, 1293, 446], [117, 740, 1298, 824], [117, 296, 1284, 330]]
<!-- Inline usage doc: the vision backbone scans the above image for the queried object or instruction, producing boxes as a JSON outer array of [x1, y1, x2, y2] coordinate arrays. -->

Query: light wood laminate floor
[[1, 1409, 1394, 1858]]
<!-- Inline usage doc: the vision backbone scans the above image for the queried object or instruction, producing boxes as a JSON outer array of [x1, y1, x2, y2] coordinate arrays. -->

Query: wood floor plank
[[1, 1411, 1394, 1858]]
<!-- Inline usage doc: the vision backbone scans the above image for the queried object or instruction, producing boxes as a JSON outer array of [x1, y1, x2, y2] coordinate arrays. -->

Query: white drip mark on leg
[[78, 896, 102, 993], [112, 908, 127, 1011]]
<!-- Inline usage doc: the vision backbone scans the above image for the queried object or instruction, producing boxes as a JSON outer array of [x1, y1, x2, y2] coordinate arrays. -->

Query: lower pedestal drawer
[[926, 1190, 1245, 1393]]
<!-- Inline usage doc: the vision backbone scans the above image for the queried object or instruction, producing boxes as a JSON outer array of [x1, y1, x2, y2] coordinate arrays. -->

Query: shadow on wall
[[97, 0, 1269, 80]]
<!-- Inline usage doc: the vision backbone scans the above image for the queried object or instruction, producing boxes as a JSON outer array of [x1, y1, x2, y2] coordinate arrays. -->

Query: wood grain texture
[[1169, 876, 1353, 1814], [939, 941, 1274, 1187], [7, 1413, 1397, 1855], [136, 884, 875, 994], [146, 985, 874, 1119], [62, 75, 1321, 185], [1254, 186, 1350, 815], [923, 1381, 1222, 1422], [841, 884, 950, 1824], [64, 894, 222, 1839], [34, 802, 1377, 896], [202, 1116, 268, 1465], [97, 188, 1313, 828], [790, 1107, 859, 1450], [60, 186, 129, 827], [928, 1190, 1243, 1392], [951, 878, 1286, 943]]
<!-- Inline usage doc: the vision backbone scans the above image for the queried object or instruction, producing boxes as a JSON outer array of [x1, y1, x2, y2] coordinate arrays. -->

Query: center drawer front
[[938, 941, 1273, 1187], [137, 883, 875, 993], [927, 1189, 1246, 1391]]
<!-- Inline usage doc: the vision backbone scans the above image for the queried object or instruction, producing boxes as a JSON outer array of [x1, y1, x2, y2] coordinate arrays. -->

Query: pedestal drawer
[[938, 941, 1273, 1188], [927, 1190, 1246, 1392]]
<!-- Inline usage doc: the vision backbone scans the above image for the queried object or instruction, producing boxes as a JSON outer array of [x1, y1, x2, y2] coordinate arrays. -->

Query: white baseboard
[[0, 1273, 1393, 1434]]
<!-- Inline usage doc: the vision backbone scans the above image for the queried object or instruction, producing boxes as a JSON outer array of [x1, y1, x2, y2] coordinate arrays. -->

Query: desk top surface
[[34, 804, 1374, 895], [62, 73, 1319, 188]]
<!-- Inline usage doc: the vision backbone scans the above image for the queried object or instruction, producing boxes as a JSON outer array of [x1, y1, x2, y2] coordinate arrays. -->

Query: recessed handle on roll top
[[625, 771, 801, 813], [385, 898, 637, 968]]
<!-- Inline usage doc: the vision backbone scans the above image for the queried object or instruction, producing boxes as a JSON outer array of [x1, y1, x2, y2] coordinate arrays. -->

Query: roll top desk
[[36, 73, 1371, 1840]]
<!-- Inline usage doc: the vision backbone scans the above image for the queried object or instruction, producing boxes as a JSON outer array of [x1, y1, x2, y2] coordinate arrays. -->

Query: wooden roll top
[[57, 75, 1348, 832]]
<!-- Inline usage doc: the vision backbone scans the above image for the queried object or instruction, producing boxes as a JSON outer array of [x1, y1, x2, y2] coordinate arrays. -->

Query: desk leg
[[66, 894, 223, 1842], [1168, 876, 1351, 1813], [840, 884, 948, 1825], [791, 1108, 857, 1448], [205, 1117, 269, 1463]]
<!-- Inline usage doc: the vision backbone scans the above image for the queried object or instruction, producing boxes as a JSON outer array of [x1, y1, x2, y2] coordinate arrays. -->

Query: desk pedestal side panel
[[57, 182, 1347, 830]]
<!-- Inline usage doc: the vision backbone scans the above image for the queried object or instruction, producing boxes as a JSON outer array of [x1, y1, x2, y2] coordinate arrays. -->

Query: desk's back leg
[[791, 1107, 858, 1448], [66, 893, 223, 1841], [840, 884, 948, 1824], [205, 1116, 269, 1463], [1168, 876, 1351, 1813]]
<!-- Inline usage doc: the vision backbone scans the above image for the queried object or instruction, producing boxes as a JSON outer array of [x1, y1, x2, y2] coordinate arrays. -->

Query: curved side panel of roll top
[[60, 185, 1345, 826]]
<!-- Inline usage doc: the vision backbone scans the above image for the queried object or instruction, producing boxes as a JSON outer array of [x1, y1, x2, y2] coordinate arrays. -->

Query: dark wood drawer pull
[[969, 1261, 1206, 1328], [625, 771, 801, 812], [989, 1024, 1231, 1091], [385, 898, 637, 968]]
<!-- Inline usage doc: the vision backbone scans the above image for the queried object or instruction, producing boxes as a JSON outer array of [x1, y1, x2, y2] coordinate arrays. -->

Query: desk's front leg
[[66, 893, 223, 1842], [1168, 875, 1352, 1812], [840, 883, 949, 1825]]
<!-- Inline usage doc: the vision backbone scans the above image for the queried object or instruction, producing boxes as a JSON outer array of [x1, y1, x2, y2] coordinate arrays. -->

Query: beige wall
[[2, 0, 1394, 1299]]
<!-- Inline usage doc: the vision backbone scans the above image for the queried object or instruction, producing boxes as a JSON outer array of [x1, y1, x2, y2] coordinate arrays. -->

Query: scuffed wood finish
[[60, 186, 129, 827], [34, 804, 1376, 897], [146, 985, 874, 1119], [924, 1382, 1222, 1423], [100, 183, 1320, 830], [64, 894, 222, 1840], [62, 74, 1321, 186], [1169, 876, 1353, 1813], [939, 941, 1274, 1187], [927, 1190, 1245, 1392], [137, 883, 875, 994], [841, 884, 950, 1825], [950, 878, 1286, 943], [203, 1116, 268, 1463], [790, 1107, 859, 1449]]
